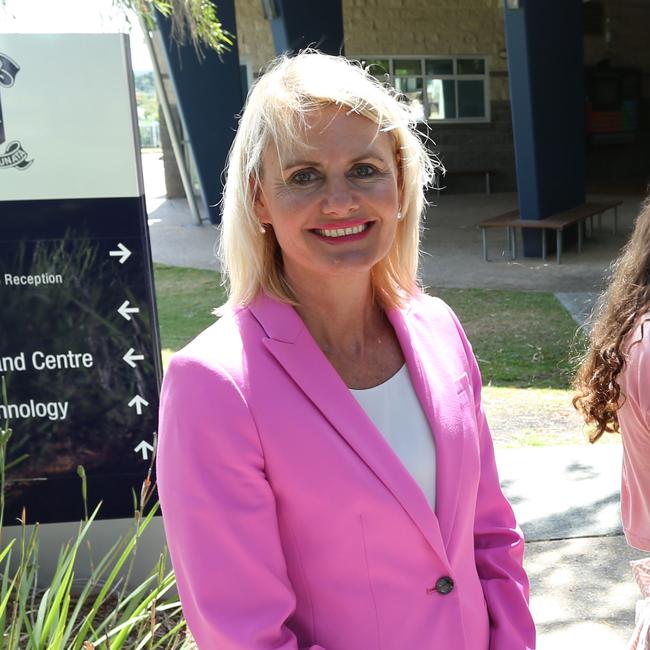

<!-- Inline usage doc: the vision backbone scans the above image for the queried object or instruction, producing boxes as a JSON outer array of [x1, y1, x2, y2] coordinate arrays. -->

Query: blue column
[[269, 0, 344, 56], [504, 0, 585, 256], [155, 1, 243, 224]]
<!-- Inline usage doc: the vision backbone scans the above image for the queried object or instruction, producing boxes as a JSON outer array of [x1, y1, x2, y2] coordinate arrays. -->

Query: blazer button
[[434, 576, 454, 595]]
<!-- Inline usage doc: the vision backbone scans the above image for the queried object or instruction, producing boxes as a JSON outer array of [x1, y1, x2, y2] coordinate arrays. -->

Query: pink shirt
[[619, 317, 650, 550]]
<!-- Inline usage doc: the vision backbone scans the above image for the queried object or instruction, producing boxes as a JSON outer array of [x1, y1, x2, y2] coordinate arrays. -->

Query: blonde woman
[[157, 52, 535, 649]]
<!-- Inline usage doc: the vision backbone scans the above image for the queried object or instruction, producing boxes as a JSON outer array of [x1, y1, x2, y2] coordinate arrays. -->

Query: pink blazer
[[157, 292, 535, 649]]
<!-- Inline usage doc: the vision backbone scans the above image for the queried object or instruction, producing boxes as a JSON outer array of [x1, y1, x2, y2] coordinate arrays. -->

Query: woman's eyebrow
[[350, 150, 390, 164], [282, 159, 320, 172], [282, 149, 390, 172]]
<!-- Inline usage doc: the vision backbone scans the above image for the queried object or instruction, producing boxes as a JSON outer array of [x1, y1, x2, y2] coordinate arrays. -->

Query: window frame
[[355, 54, 491, 124]]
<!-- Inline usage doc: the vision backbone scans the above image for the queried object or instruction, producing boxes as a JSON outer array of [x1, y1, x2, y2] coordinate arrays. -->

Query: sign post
[[0, 34, 161, 524]]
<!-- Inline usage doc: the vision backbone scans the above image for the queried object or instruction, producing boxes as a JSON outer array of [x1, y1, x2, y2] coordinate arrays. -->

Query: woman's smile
[[310, 220, 375, 242]]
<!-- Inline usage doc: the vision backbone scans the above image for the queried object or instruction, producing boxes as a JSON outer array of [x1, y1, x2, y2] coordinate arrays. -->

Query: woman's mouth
[[311, 222, 373, 239]]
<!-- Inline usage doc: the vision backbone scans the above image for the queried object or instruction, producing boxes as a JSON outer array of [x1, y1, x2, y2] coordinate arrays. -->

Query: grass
[[154, 265, 585, 390], [154, 264, 224, 367], [433, 288, 586, 389]]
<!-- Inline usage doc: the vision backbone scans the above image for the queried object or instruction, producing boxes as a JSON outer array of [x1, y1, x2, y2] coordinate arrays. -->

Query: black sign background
[[0, 196, 161, 523]]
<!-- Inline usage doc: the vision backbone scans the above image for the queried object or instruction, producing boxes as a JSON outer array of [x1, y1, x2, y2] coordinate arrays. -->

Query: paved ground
[[142, 152, 648, 648], [555, 291, 600, 329], [497, 445, 646, 648], [419, 192, 640, 292]]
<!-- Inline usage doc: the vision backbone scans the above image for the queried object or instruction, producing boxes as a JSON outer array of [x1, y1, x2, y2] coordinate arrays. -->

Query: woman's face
[[254, 105, 402, 289]]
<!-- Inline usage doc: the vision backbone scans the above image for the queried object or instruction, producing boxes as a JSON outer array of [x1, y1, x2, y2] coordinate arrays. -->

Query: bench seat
[[478, 200, 623, 263]]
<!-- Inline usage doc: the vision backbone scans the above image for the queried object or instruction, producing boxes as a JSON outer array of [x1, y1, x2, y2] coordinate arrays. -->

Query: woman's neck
[[289, 274, 387, 360]]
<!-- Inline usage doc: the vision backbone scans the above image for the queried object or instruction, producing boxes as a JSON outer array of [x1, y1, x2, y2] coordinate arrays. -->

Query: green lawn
[[154, 265, 585, 390], [433, 288, 586, 389], [154, 264, 224, 360]]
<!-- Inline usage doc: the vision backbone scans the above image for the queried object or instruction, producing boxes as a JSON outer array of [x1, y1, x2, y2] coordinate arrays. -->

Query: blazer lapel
[[386, 302, 465, 551], [248, 293, 450, 566]]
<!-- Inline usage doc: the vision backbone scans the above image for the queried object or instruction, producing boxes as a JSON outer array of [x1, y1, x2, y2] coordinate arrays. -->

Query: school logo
[[0, 52, 33, 170]]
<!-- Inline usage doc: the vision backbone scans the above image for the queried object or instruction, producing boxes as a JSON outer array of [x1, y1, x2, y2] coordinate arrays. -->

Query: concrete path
[[527, 535, 643, 649], [142, 153, 648, 648], [496, 444, 623, 542], [555, 291, 599, 329], [495, 444, 644, 648]]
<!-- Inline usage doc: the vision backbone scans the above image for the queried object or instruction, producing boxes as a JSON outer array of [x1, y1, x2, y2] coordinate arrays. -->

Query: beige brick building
[[161, 1, 650, 198]]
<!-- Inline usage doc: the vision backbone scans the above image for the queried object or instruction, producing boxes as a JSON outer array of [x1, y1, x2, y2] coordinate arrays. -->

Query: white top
[[350, 365, 437, 510]]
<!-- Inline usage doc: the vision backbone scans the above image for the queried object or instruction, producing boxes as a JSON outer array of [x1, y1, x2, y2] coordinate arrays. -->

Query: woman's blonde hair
[[217, 50, 439, 313], [573, 197, 650, 441]]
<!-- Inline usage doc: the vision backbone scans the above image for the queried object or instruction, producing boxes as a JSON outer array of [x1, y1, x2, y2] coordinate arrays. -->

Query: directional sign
[[0, 34, 161, 524], [109, 243, 132, 265], [118, 300, 140, 321], [128, 395, 149, 415], [123, 348, 145, 368], [134, 441, 154, 461]]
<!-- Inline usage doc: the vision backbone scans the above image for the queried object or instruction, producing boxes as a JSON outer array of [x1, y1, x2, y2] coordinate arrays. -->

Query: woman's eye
[[353, 164, 376, 178], [291, 170, 317, 184]]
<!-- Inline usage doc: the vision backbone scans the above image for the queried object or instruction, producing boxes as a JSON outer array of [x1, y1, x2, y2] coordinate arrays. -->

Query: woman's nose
[[321, 177, 360, 215]]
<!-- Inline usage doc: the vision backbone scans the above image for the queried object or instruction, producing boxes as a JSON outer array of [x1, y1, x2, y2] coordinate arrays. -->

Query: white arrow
[[128, 395, 149, 415], [123, 348, 144, 368], [118, 300, 140, 321], [109, 243, 132, 264], [134, 440, 154, 460]]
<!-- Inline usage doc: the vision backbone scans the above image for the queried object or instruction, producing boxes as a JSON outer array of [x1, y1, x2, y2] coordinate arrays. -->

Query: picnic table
[[478, 201, 623, 263]]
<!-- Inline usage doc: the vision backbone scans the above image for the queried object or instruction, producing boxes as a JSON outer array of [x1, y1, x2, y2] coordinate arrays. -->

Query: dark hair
[[573, 197, 650, 441]]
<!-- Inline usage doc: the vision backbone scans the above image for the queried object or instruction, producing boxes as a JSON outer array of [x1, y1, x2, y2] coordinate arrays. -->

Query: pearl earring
[[396, 209, 403, 221], [259, 224, 267, 234]]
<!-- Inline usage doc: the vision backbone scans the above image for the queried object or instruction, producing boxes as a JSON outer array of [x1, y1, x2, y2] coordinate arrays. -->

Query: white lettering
[[0, 400, 69, 421], [31, 350, 94, 370], [3, 273, 63, 287], [0, 352, 26, 372]]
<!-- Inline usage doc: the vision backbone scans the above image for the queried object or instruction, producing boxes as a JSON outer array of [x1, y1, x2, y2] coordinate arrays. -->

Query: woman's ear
[[250, 174, 268, 225], [395, 149, 405, 205]]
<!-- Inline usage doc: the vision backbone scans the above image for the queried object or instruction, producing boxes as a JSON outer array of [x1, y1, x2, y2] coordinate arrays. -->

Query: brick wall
[[234, 0, 510, 99], [430, 100, 516, 193], [234, 0, 276, 76], [342, 0, 510, 101]]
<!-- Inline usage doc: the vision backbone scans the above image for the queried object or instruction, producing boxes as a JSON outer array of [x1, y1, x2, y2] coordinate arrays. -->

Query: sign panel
[[0, 34, 161, 523]]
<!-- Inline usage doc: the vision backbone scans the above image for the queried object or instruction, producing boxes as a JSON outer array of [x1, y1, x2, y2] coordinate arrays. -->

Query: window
[[359, 56, 490, 123]]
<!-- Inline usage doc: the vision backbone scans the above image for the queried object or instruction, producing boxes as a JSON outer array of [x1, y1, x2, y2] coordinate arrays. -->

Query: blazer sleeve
[[157, 353, 326, 650], [446, 307, 536, 650]]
